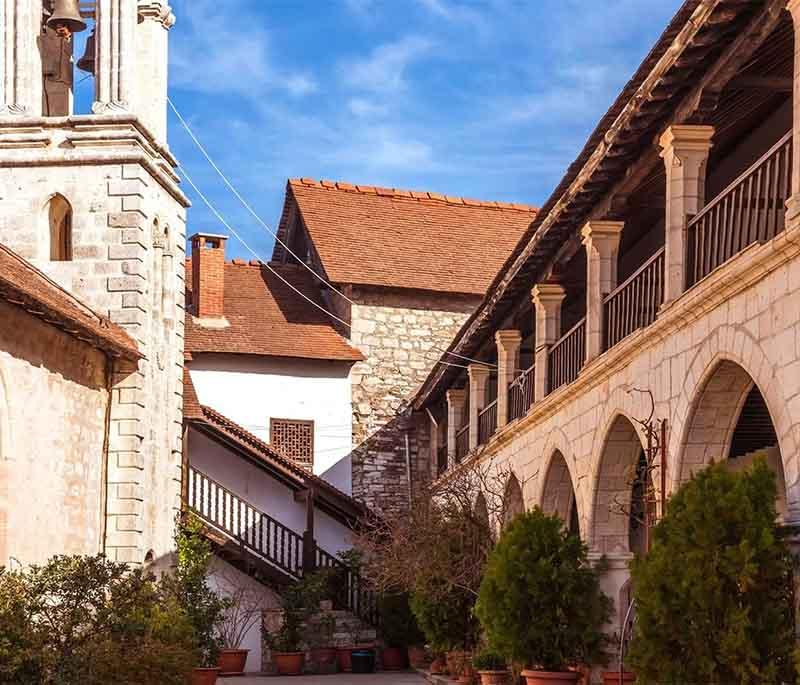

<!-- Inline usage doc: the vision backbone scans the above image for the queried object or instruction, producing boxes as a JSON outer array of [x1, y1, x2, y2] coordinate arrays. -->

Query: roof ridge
[[289, 178, 538, 213]]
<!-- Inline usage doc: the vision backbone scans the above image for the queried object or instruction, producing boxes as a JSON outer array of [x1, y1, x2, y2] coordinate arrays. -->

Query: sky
[[83, 0, 684, 261]]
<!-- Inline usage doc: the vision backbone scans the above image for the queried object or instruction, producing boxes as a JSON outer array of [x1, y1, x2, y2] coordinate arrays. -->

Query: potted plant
[[214, 573, 264, 676], [308, 611, 338, 674], [627, 459, 795, 684], [475, 508, 612, 685], [379, 592, 424, 670], [264, 583, 307, 676], [602, 670, 636, 684], [472, 649, 509, 684]]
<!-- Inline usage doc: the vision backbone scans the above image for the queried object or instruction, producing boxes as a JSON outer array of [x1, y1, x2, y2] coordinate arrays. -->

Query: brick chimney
[[190, 233, 228, 318]]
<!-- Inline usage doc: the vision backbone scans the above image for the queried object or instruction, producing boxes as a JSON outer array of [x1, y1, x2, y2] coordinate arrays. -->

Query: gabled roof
[[273, 178, 537, 295], [183, 370, 366, 523], [185, 259, 363, 363], [0, 243, 141, 361]]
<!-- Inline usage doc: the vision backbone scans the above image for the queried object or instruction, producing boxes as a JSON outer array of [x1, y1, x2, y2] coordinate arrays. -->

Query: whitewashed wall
[[189, 354, 353, 493]]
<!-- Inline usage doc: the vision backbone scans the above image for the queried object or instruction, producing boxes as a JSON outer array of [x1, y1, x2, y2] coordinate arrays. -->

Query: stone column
[[0, 0, 43, 115], [94, 0, 137, 113], [468, 364, 491, 450], [446, 388, 466, 468], [659, 125, 714, 303], [495, 330, 522, 428], [582, 220, 624, 361], [135, 2, 175, 142], [531, 283, 566, 400], [788, 1, 800, 214]]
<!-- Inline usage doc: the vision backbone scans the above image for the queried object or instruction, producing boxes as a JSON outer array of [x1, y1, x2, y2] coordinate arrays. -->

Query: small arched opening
[[502, 473, 525, 528], [541, 449, 580, 536], [46, 194, 73, 261]]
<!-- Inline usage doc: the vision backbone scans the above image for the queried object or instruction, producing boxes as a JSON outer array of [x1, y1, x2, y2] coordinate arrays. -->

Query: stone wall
[[347, 286, 480, 513], [0, 118, 189, 565], [432, 218, 800, 635], [0, 300, 109, 566]]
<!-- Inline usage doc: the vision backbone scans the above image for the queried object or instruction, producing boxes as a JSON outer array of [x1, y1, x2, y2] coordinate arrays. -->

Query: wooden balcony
[[548, 318, 586, 394], [455, 424, 469, 462], [687, 130, 791, 287], [508, 364, 535, 422], [478, 399, 498, 445]]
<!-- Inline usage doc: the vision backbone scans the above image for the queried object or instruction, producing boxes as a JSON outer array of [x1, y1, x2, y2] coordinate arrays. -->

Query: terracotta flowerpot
[[217, 648, 248, 675], [274, 651, 304, 676], [189, 667, 219, 685], [447, 650, 468, 676], [459, 664, 477, 684], [521, 670, 580, 685], [429, 656, 447, 674], [602, 671, 636, 684], [311, 647, 338, 673], [477, 671, 510, 685], [337, 646, 354, 672], [382, 646, 408, 670], [407, 645, 428, 669]]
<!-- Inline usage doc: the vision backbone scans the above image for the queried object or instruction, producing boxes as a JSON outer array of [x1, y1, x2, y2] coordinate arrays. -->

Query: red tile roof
[[275, 179, 538, 295], [185, 260, 363, 362], [0, 243, 141, 361], [183, 370, 365, 521]]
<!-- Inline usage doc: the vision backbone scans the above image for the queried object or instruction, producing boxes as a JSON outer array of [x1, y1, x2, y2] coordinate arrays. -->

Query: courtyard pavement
[[230, 672, 426, 684]]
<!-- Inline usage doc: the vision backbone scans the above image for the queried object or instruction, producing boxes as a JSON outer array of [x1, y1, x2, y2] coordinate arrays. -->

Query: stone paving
[[230, 672, 426, 685]]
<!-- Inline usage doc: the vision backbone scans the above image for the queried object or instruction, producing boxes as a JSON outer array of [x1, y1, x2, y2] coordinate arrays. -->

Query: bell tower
[[0, 1, 189, 565]]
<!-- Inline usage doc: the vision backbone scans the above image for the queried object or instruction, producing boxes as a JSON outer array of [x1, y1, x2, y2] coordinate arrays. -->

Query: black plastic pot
[[350, 649, 375, 673]]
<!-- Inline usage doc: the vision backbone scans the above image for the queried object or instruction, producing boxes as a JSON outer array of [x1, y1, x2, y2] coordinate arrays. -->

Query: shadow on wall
[[321, 452, 352, 495]]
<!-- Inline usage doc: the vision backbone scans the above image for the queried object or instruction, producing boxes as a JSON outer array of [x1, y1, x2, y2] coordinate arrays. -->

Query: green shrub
[[379, 593, 425, 648], [475, 508, 611, 671], [628, 459, 796, 684], [472, 648, 507, 671], [0, 555, 195, 684], [410, 584, 480, 652]]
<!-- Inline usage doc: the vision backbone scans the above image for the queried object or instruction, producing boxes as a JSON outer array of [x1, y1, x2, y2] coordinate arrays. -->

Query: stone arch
[[502, 473, 524, 527], [668, 324, 797, 514], [43, 193, 72, 261], [540, 449, 579, 535], [473, 491, 489, 528], [674, 356, 787, 518], [589, 413, 647, 554]]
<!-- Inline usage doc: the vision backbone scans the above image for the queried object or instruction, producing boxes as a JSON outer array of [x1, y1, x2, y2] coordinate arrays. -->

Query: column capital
[[446, 387, 466, 404], [581, 219, 624, 242], [658, 124, 714, 156], [495, 329, 522, 348], [531, 282, 566, 310], [138, 1, 176, 28], [467, 363, 491, 382]]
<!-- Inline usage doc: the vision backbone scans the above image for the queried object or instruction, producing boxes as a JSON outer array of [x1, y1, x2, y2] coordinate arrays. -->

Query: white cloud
[[348, 98, 389, 118], [285, 74, 319, 97], [340, 35, 434, 93]]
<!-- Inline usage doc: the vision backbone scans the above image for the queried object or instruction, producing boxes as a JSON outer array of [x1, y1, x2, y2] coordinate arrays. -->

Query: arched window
[[47, 195, 73, 261]]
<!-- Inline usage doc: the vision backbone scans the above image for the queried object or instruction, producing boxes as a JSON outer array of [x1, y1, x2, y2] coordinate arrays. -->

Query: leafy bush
[[472, 648, 507, 671], [379, 593, 425, 648], [0, 555, 195, 684], [410, 584, 480, 652], [628, 459, 796, 684], [475, 508, 611, 672]]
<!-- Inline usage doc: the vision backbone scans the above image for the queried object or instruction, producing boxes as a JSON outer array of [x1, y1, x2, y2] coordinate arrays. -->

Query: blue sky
[[118, 1, 682, 260]]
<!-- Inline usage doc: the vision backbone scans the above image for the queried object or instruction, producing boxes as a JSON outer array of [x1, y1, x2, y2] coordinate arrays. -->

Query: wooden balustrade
[[547, 318, 586, 394], [478, 400, 498, 445], [315, 547, 379, 627], [508, 364, 535, 422], [604, 247, 665, 350], [187, 465, 304, 578], [437, 444, 448, 476], [455, 424, 470, 462], [687, 130, 791, 287]]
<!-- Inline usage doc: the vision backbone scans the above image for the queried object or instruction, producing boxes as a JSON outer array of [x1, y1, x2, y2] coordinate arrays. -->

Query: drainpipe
[[99, 356, 114, 555], [404, 431, 412, 508]]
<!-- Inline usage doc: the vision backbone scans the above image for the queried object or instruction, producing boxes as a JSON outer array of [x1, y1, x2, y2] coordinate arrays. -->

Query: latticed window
[[270, 418, 314, 471]]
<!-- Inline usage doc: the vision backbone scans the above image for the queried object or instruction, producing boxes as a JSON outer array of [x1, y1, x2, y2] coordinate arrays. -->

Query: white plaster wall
[[209, 556, 280, 674], [189, 428, 354, 557], [189, 355, 353, 493]]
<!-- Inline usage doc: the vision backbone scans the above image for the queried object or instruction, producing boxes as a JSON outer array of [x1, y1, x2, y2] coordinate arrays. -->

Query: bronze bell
[[77, 30, 96, 73], [46, 0, 87, 35]]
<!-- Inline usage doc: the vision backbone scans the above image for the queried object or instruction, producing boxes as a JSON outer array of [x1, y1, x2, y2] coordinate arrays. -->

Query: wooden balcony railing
[[187, 465, 304, 579], [316, 546, 379, 627], [548, 318, 586, 394], [687, 130, 791, 287], [478, 400, 498, 445], [604, 247, 665, 350], [508, 364, 535, 422], [455, 424, 470, 462], [437, 444, 448, 476]]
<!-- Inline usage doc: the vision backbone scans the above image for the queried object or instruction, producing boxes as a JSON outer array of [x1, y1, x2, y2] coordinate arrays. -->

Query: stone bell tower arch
[[0, 1, 189, 565]]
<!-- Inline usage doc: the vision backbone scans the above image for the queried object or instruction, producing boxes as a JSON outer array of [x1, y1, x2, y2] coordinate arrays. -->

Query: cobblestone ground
[[231, 672, 425, 684]]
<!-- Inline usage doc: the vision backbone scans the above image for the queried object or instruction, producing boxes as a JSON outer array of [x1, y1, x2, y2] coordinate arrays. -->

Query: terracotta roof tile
[[0, 242, 141, 361], [185, 259, 363, 362], [275, 179, 538, 295]]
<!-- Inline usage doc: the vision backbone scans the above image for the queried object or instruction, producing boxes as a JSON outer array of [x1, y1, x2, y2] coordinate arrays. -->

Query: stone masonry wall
[[0, 300, 109, 566], [348, 286, 480, 514]]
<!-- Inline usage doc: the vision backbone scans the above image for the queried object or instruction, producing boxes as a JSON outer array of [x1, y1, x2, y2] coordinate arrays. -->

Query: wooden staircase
[[187, 465, 379, 626]]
